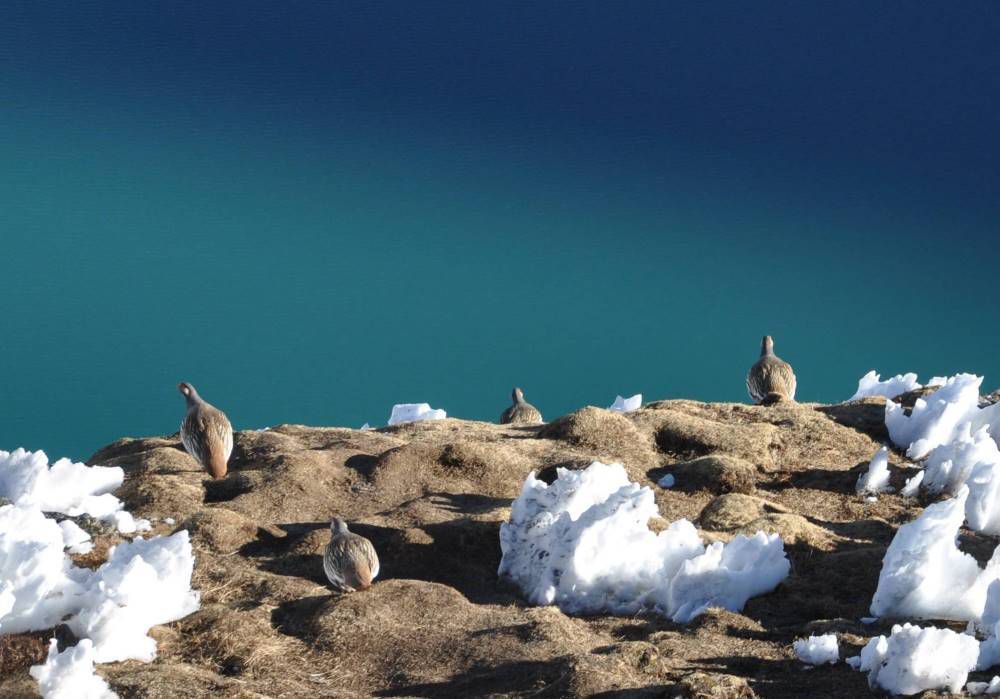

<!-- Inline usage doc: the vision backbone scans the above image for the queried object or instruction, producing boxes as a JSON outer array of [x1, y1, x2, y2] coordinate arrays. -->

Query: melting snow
[[387, 403, 447, 425], [30, 639, 116, 699], [857, 447, 893, 495], [608, 394, 642, 413], [498, 462, 789, 623], [849, 623, 979, 695], [794, 634, 839, 665], [870, 487, 1000, 622], [851, 371, 922, 401], [0, 449, 148, 534], [1, 445, 200, 699]]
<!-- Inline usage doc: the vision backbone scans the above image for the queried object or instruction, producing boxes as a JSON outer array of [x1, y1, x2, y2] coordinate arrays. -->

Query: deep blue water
[[2, 2, 999, 460]]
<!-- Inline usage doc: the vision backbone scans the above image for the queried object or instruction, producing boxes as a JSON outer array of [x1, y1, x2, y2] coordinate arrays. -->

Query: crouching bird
[[178, 382, 233, 479], [324, 518, 380, 593], [500, 387, 543, 425], [746, 335, 797, 405]]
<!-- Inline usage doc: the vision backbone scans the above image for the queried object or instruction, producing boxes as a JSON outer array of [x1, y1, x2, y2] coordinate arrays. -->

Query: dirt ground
[[0, 396, 986, 697]]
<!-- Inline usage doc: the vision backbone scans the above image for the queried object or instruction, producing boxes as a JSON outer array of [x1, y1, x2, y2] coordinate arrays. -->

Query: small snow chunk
[[30, 639, 117, 699], [793, 634, 839, 665], [857, 446, 892, 495], [861, 616, 878, 624], [0, 505, 85, 634], [658, 473, 675, 488], [851, 370, 921, 401], [387, 403, 447, 426], [70, 531, 201, 663], [901, 471, 924, 498], [853, 623, 979, 695], [865, 496, 878, 503], [498, 462, 789, 622], [967, 676, 1000, 695], [163, 517, 175, 525], [608, 394, 642, 413], [885, 373, 983, 459], [0, 448, 124, 522], [59, 520, 94, 555], [359, 422, 373, 431], [870, 486, 1000, 622]]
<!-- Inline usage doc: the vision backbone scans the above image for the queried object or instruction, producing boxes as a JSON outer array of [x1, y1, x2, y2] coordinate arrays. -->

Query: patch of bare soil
[[0, 399, 953, 697]]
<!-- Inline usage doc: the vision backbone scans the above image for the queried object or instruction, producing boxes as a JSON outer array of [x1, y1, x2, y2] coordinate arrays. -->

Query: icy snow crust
[[852, 371, 922, 401], [0, 448, 200, 698], [870, 486, 1000, 622], [794, 634, 839, 665], [608, 394, 642, 413], [856, 372, 1000, 694], [0, 448, 149, 534], [30, 639, 117, 699], [387, 403, 447, 425], [498, 462, 789, 623], [856, 447, 892, 495], [851, 623, 979, 695]]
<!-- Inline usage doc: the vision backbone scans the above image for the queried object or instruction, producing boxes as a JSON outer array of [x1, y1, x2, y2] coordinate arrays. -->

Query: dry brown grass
[[0, 398, 939, 697]]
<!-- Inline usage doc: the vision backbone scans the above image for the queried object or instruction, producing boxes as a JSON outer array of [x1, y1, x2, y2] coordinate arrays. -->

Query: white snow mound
[[870, 487, 1000, 622], [387, 403, 447, 425], [794, 634, 839, 665], [30, 639, 117, 699], [857, 447, 892, 495], [0, 504, 87, 634], [851, 623, 979, 695], [498, 462, 789, 622], [852, 371, 922, 401], [70, 531, 201, 663], [885, 374, 1000, 459], [608, 394, 642, 413], [0, 448, 146, 534]]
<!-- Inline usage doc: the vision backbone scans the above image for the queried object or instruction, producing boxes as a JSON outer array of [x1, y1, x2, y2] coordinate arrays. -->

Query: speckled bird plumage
[[178, 382, 233, 480], [500, 387, 543, 425], [746, 336, 797, 404], [324, 518, 380, 593]]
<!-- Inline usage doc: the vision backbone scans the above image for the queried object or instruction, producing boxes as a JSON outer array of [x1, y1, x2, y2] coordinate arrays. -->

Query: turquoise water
[[2, 3, 998, 460]]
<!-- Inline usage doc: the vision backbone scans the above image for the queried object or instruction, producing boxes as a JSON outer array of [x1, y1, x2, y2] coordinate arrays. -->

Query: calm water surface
[[2, 3, 998, 459]]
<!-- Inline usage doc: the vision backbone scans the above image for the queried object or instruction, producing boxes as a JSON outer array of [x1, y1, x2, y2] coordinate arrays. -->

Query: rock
[[669, 455, 757, 494]]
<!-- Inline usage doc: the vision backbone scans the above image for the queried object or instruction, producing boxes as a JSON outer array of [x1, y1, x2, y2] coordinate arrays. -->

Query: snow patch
[[793, 634, 839, 665], [30, 639, 116, 699], [387, 403, 447, 425], [870, 487, 1000, 622], [498, 462, 789, 622], [851, 371, 922, 401], [608, 394, 642, 413], [885, 373, 997, 459], [59, 520, 94, 555], [857, 447, 892, 495], [850, 623, 979, 695]]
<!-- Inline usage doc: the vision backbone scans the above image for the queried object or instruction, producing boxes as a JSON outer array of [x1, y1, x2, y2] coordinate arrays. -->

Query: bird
[[323, 518, 380, 593], [746, 335, 797, 405], [178, 382, 233, 479], [500, 387, 543, 425]]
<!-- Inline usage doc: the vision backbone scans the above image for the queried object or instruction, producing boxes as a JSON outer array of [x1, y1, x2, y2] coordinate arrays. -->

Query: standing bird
[[178, 382, 233, 479], [323, 518, 380, 593], [500, 387, 543, 425], [746, 335, 797, 405]]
